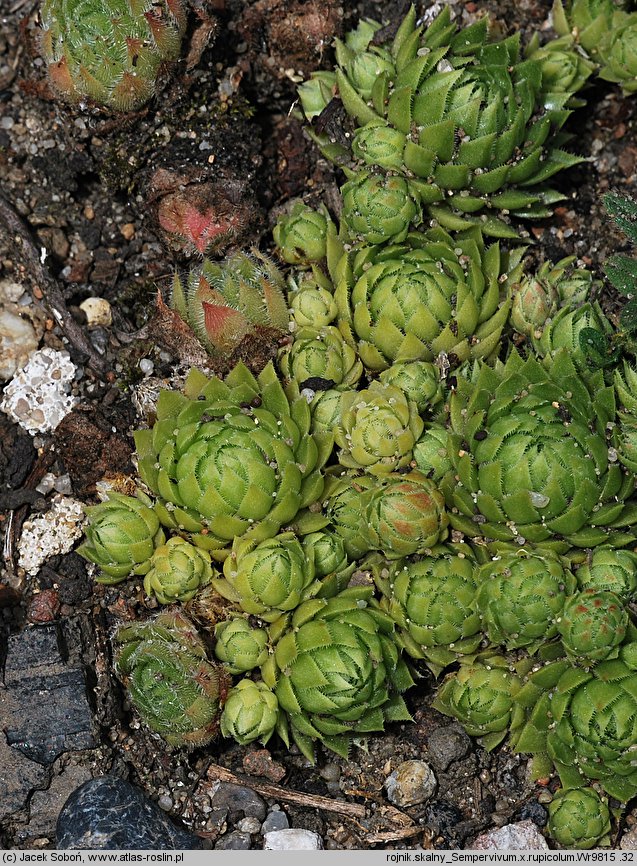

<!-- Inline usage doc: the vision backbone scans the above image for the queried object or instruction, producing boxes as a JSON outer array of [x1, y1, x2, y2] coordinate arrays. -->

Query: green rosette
[[547, 788, 611, 849], [77, 491, 165, 584], [143, 536, 213, 604], [220, 679, 280, 746], [114, 609, 230, 749], [214, 618, 269, 674], [133, 361, 330, 559]]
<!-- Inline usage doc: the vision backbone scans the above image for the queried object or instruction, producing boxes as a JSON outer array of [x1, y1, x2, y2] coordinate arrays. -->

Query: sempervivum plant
[[273, 202, 331, 266], [547, 788, 611, 849], [378, 361, 442, 415], [333, 226, 523, 372], [374, 549, 482, 675], [443, 348, 637, 548], [77, 491, 165, 584], [114, 609, 230, 748], [363, 470, 449, 559], [260, 586, 414, 762], [575, 548, 637, 598], [551, 0, 616, 60], [143, 536, 213, 604], [432, 656, 521, 749], [134, 361, 330, 558], [599, 13, 637, 98], [557, 588, 629, 662], [278, 326, 363, 391], [212, 531, 320, 621], [475, 549, 577, 652], [512, 657, 637, 800], [170, 251, 290, 360], [335, 380, 424, 476], [219, 679, 280, 746], [298, 6, 584, 237], [213, 618, 269, 674], [39, 0, 186, 112]]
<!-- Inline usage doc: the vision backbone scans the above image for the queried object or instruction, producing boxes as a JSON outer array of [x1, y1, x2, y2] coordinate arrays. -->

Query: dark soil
[[2, 0, 637, 851]]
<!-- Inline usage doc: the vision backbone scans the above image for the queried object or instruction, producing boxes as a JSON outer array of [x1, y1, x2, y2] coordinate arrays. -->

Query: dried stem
[[0, 192, 110, 377], [205, 762, 367, 819]]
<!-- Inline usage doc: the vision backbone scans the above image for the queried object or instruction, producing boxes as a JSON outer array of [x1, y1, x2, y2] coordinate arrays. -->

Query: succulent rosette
[[432, 657, 521, 749], [412, 425, 453, 483], [302, 529, 354, 597], [512, 658, 637, 800], [114, 610, 230, 748], [214, 618, 269, 674], [273, 202, 330, 265], [77, 491, 165, 584], [334, 227, 521, 372], [340, 173, 420, 245], [321, 473, 377, 560], [300, 6, 584, 237], [170, 252, 290, 359], [443, 348, 637, 548], [212, 531, 318, 621], [278, 326, 363, 390], [335, 381, 424, 476], [598, 12, 637, 94], [143, 536, 213, 604], [475, 549, 576, 651], [39, 0, 187, 111], [552, 0, 616, 59], [364, 470, 449, 559], [289, 278, 338, 330], [220, 679, 280, 746], [525, 35, 595, 107], [576, 548, 637, 598], [375, 550, 481, 674], [533, 299, 612, 361], [378, 361, 443, 414], [134, 361, 330, 558], [260, 586, 414, 762], [547, 788, 611, 849], [557, 589, 629, 662]]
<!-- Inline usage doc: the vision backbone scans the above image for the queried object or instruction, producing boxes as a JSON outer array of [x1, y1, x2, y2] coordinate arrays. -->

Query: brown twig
[[366, 826, 429, 844], [0, 192, 110, 377], [205, 762, 367, 819]]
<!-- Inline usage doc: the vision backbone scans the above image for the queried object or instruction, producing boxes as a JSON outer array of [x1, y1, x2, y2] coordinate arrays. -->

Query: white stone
[[263, 829, 323, 850], [384, 760, 437, 807], [79, 296, 112, 329], [18, 495, 85, 576], [0, 347, 77, 434], [472, 821, 549, 851], [0, 308, 39, 380]]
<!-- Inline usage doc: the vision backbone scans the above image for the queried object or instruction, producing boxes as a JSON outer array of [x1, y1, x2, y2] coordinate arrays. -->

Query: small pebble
[[427, 724, 472, 771], [236, 817, 261, 834], [261, 811, 289, 834], [139, 358, 154, 376], [79, 297, 112, 329], [263, 829, 323, 850], [157, 795, 173, 812], [621, 827, 637, 850], [473, 820, 548, 850], [384, 760, 437, 808], [214, 831, 251, 850]]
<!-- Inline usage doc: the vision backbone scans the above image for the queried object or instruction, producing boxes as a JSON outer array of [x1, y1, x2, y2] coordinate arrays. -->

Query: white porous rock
[[0, 347, 77, 434], [263, 829, 323, 850], [79, 297, 112, 329], [472, 820, 549, 851], [384, 760, 437, 807], [18, 495, 85, 576]]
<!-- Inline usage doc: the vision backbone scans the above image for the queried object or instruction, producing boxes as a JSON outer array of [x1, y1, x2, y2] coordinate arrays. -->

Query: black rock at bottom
[[56, 776, 203, 850]]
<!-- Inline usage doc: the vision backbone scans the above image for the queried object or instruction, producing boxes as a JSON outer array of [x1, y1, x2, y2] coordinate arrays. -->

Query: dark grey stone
[[261, 810, 289, 833], [214, 831, 252, 850], [427, 724, 472, 771], [1, 621, 96, 765], [56, 777, 203, 850], [209, 782, 266, 821]]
